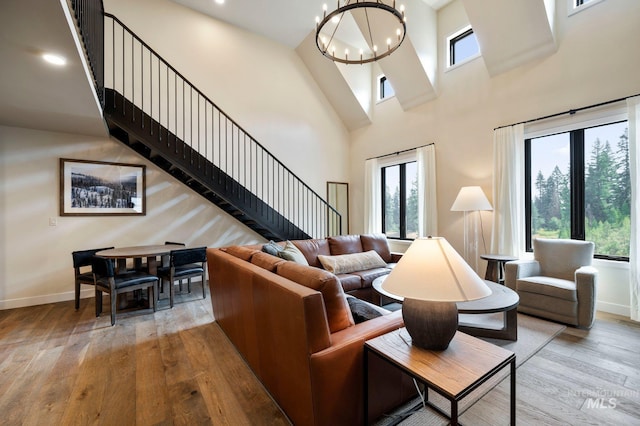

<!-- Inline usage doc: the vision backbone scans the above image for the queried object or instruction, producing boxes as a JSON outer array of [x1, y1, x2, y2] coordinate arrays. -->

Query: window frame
[[379, 154, 418, 240], [568, 0, 604, 16], [524, 120, 629, 261], [446, 25, 480, 69], [377, 75, 395, 102]]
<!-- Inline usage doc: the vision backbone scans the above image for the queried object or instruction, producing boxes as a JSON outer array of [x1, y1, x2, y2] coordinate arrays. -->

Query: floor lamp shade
[[381, 237, 491, 350]]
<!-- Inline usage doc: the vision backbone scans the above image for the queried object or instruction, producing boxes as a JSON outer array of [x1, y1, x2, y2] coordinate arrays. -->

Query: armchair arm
[[504, 259, 541, 290], [575, 266, 598, 328], [390, 252, 403, 263]]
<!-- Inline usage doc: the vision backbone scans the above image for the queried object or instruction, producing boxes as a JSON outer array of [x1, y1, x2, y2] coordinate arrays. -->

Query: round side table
[[480, 254, 518, 285]]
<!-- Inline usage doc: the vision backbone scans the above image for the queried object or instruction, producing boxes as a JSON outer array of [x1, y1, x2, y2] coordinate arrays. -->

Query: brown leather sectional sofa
[[207, 234, 415, 426]]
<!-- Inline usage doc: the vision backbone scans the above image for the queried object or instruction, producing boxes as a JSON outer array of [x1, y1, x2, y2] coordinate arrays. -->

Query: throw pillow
[[262, 240, 283, 256], [318, 250, 387, 275], [278, 240, 309, 265], [345, 295, 389, 324]]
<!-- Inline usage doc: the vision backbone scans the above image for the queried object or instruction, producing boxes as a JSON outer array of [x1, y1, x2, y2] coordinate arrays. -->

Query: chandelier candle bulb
[[345, 48, 349, 60], [387, 38, 391, 50]]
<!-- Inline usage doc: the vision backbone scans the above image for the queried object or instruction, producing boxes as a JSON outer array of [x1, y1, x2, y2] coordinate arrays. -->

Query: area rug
[[374, 313, 566, 426]]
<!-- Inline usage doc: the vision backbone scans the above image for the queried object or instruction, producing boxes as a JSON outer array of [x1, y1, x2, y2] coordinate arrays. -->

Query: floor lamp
[[450, 186, 493, 273]]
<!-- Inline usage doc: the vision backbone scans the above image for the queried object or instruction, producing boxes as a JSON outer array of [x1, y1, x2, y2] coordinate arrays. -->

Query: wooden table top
[[365, 329, 514, 398], [480, 254, 518, 262], [96, 244, 185, 258]]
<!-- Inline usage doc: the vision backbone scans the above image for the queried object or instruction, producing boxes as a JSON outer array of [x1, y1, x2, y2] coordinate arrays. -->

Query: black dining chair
[[92, 256, 159, 326], [72, 247, 114, 310], [157, 247, 207, 308]]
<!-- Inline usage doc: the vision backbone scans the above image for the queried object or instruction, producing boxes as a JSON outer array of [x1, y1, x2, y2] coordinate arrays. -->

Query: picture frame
[[60, 158, 146, 216]]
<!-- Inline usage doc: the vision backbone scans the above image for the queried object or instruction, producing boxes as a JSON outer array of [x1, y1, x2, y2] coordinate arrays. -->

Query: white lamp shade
[[381, 237, 491, 302], [450, 186, 493, 211]]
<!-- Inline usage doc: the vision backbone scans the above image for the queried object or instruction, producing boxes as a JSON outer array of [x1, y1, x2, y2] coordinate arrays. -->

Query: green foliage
[[532, 127, 630, 257]]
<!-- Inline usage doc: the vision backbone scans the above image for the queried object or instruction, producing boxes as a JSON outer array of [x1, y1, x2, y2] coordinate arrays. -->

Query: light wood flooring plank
[[2, 284, 640, 425]]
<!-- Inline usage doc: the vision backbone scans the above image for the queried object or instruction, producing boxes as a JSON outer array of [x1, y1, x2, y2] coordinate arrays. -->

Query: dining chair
[[157, 247, 207, 308], [92, 255, 159, 326], [72, 247, 114, 310]]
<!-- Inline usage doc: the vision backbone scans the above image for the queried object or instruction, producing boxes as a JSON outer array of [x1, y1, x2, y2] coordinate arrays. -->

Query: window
[[378, 75, 395, 101], [447, 26, 480, 67], [569, 0, 603, 15], [381, 161, 418, 239], [525, 121, 630, 260]]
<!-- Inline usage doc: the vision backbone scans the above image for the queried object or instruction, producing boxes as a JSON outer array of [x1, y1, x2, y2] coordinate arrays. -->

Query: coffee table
[[372, 276, 520, 340], [364, 329, 516, 425]]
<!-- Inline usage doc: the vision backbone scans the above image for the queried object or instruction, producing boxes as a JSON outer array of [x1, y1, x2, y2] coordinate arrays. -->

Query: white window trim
[[568, 0, 605, 17], [524, 100, 627, 139], [445, 25, 481, 71], [377, 150, 417, 168]]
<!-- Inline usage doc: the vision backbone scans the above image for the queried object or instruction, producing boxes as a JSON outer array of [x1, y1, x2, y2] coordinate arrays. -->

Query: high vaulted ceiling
[[0, 0, 559, 136], [172, 0, 558, 130]]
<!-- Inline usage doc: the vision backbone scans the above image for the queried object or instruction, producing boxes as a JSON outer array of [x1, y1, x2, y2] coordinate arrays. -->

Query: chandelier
[[315, 1, 407, 65]]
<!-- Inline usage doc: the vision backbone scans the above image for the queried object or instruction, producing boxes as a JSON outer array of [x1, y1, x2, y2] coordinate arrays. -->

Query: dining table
[[95, 244, 185, 275], [95, 244, 186, 309]]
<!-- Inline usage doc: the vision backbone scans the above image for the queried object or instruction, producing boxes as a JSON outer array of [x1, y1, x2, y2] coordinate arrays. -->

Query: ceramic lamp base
[[402, 298, 458, 351]]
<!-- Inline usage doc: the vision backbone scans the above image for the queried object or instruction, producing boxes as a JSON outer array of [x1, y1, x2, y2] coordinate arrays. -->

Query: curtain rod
[[366, 142, 434, 161], [494, 92, 640, 131]]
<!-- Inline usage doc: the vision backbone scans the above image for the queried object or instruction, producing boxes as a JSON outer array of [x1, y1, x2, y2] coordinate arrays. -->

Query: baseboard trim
[[597, 301, 630, 317]]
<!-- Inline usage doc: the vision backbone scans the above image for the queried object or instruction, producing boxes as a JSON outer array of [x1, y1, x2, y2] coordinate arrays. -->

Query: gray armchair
[[505, 238, 598, 328]]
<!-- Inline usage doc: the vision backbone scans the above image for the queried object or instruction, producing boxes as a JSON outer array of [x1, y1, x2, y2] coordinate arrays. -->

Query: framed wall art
[[60, 158, 146, 216]]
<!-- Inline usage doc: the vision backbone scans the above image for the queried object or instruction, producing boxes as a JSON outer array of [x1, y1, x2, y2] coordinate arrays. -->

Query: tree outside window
[[526, 121, 630, 259], [382, 161, 418, 239]]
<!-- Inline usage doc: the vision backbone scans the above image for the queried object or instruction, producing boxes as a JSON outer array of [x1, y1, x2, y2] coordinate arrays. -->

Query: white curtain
[[491, 124, 525, 257], [364, 158, 381, 234], [417, 145, 438, 237], [628, 96, 640, 321]]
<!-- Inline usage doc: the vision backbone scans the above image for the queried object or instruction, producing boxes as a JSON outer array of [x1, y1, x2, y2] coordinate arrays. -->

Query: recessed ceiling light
[[42, 53, 67, 66], [214, 0, 224, 4]]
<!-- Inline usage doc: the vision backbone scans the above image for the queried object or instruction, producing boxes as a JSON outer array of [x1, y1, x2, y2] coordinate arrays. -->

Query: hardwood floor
[[1, 286, 639, 425], [0, 285, 289, 425]]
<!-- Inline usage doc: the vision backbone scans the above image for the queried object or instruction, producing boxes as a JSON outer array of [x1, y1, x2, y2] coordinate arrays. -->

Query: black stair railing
[[70, 0, 342, 238]]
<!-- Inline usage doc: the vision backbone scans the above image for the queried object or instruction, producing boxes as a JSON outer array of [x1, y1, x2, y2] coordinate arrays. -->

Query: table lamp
[[450, 186, 493, 273], [381, 236, 491, 350]]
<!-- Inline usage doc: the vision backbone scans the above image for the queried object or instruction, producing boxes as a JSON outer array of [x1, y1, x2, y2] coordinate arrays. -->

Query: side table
[[364, 330, 516, 425], [481, 254, 518, 285]]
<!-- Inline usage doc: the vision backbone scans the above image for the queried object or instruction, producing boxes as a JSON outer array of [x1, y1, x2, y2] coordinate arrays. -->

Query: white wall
[[348, 0, 640, 315], [1, 0, 352, 309], [104, 0, 351, 195], [0, 126, 267, 309]]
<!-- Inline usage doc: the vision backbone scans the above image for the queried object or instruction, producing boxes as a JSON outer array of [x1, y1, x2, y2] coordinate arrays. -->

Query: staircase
[[70, 0, 342, 241]]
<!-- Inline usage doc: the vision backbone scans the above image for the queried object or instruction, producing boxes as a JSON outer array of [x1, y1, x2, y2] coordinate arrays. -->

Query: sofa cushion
[[251, 251, 286, 272], [352, 268, 391, 288], [223, 245, 260, 261], [292, 239, 330, 267], [336, 274, 362, 291], [328, 235, 363, 255], [318, 250, 387, 275], [278, 241, 309, 265], [276, 261, 354, 333], [262, 240, 284, 257], [360, 233, 392, 263], [345, 295, 390, 324], [517, 276, 578, 301]]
